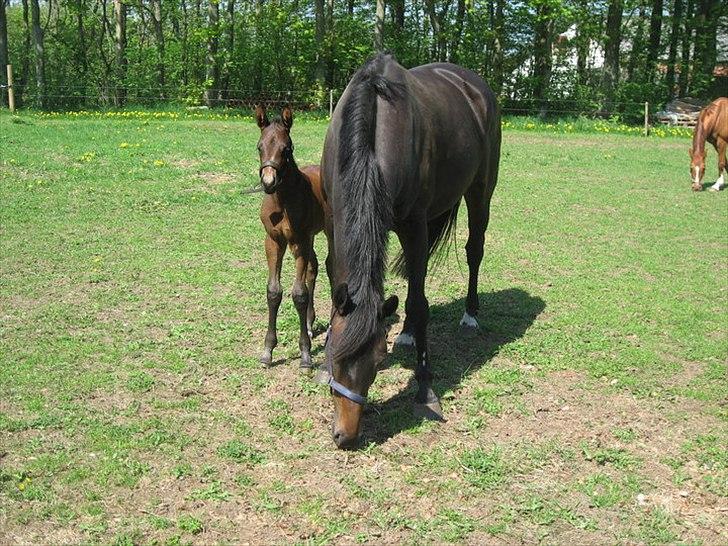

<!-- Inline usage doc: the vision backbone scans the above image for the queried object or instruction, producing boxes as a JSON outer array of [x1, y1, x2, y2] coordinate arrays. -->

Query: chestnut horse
[[321, 54, 501, 448], [255, 106, 328, 369], [690, 97, 728, 192]]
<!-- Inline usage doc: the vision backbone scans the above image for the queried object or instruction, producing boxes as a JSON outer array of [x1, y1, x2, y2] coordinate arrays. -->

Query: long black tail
[[334, 54, 403, 360], [391, 203, 460, 278]]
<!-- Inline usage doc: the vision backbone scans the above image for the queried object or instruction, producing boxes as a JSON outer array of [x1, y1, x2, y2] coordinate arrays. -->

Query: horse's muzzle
[[260, 166, 280, 194]]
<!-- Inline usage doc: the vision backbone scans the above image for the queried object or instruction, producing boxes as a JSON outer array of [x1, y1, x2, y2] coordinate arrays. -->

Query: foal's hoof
[[299, 354, 314, 370], [394, 331, 416, 346], [414, 390, 444, 421], [259, 350, 273, 368]]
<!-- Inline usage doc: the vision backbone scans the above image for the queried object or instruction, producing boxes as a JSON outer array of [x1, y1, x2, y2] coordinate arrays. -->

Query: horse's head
[[689, 148, 706, 191], [255, 105, 294, 194], [326, 283, 398, 449]]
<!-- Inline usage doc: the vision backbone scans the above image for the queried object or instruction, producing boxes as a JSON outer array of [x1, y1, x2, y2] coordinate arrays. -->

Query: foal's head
[[689, 148, 706, 191], [255, 106, 295, 194]]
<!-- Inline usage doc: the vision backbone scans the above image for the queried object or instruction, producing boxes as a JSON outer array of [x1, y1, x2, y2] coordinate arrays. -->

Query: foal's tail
[[334, 54, 404, 360]]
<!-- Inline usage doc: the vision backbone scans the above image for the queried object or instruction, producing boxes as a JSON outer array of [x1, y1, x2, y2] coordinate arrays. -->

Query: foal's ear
[[381, 295, 399, 318], [333, 283, 355, 316], [281, 107, 293, 130], [255, 105, 269, 129]]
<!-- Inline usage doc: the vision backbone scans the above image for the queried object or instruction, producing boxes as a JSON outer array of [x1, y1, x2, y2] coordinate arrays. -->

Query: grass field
[[1, 111, 726, 545]]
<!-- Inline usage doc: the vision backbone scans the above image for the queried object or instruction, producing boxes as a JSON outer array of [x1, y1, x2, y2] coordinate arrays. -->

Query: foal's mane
[[334, 53, 404, 359]]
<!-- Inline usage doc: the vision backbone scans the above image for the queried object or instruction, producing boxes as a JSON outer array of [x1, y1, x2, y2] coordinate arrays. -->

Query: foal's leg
[[461, 182, 493, 328], [305, 249, 319, 338], [398, 219, 442, 420], [709, 139, 726, 192], [261, 235, 285, 367], [290, 241, 313, 369]]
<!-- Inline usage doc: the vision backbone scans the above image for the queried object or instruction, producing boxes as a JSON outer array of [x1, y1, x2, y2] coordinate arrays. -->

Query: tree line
[[0, 0, 725, 115]]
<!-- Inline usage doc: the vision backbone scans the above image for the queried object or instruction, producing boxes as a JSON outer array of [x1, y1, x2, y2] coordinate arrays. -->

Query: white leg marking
[[394, 331, 416, 346], [460, 312, 479, 328], [710, 173, 725, 191]]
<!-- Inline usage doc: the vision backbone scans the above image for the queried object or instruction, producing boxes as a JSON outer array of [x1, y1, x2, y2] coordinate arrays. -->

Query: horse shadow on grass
[[362, 288, 546, 445]]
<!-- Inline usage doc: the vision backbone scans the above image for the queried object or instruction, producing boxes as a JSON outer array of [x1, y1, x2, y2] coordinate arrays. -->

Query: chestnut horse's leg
[[261, 235, 285, 367], [305, 250, 319, 338], [290, 240, 314, 369], [710, 138, 726, 192], [398, 217, 443, 420]]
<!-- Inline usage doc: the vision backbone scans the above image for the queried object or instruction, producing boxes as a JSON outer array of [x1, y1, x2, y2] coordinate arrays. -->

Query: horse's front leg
[[397, 220, 443, 420], [290, 241, 314, 369], [261, 235, 285, 367], [710, 139, 726, 192]]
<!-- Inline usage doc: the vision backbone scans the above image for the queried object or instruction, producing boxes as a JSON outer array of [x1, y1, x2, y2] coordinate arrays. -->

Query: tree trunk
[[449, 0, 466, 63], [691, 0, 718, 94], [314, 0, 326, 86], [374, 0, 385, 51], [491, 0, 504, 96], [678, 0, 692, 95], [222, 0, 234, 99], [151, 0, 165, 96], [645, 0, 663, 83], [113, 0, 127, 106], [603, 0, 623, 103], [664, 0, 683, 98], [347, 0, 354, 16], [0, 0, 8, 107], [532, 1, 555, 113], [30, 0, 45, 108], [392, 0, 404, 30], [204, 0, 220, 106], [575, 0, 590, 85], [627, 2, 645, 81]]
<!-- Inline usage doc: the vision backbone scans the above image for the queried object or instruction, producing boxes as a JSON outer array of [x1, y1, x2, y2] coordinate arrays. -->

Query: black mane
[[334, 53, 404, 359]]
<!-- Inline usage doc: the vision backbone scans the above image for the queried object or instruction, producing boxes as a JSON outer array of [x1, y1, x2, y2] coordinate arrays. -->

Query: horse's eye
[[256, 143, 262, 152]]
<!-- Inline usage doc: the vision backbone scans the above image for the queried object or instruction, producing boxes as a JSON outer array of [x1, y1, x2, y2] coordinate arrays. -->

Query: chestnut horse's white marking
[[460, 312, 478, 328], [694, 166, 701, 187], [394, 331, 415, 346], [710, 173, 725, 192]]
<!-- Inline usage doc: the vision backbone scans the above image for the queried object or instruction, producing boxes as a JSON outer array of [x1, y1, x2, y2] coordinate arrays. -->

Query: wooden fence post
[[644, 101, 649, 136], [6, 65, 15, 113]]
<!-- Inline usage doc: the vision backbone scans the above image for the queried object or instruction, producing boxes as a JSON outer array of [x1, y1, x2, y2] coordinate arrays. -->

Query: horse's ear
[[281, 107, 293, 129], [255, 105, 269, 129], [381, 295, 399, 318], [333, 283, 355, 316]]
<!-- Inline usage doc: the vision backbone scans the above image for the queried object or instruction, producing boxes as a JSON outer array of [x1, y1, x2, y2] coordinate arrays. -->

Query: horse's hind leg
[[261, 235, 285, 367], [462, 177, 496, 328], [710, 139, 726, 192], [290, 240, 314, 369], [305, 249, 318, 338]]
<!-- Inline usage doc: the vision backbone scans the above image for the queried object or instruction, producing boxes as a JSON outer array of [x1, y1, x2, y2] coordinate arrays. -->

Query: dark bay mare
[[321, 54, 501, 448], [255, 106, 329, 369]]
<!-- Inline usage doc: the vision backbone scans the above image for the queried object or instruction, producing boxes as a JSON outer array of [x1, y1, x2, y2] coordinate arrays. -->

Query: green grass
[[1, 110, 726, 544]]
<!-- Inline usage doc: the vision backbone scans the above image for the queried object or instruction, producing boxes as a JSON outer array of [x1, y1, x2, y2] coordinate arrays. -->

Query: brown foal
[[689, 97, 728, 192], [255, 106, 328, 368]]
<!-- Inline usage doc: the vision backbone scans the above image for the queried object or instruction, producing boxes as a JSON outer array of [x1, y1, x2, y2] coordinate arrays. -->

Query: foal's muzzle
[[259, 159, 283, 194]]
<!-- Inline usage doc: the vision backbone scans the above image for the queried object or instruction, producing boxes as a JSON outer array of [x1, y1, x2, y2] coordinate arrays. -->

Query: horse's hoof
[[414, 389, 444, 421], [414, 400, 444, 421], [459, 312, 479, 328], [394, 331, 416, 346], [299, 354, 314, 370]]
